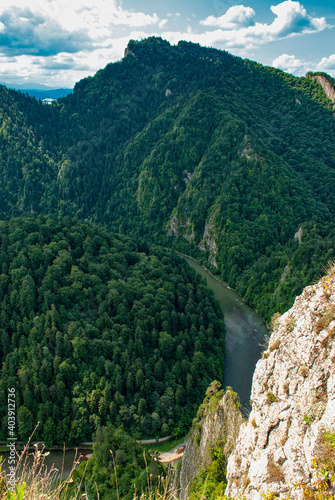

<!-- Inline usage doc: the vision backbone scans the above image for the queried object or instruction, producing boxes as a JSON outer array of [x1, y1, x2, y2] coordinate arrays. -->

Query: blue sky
[[0, 0, 334, 88]]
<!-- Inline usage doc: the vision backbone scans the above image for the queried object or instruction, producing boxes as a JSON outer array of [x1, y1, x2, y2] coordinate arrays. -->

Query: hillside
[[0, 215, 225, 444], [0, 37, 335, 319]]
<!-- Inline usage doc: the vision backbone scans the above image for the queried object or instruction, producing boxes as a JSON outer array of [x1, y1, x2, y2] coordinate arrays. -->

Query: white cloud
[[0, 0, 332, 87], [200, 5, 255, 29], [272, 53, 335, 78], [159, 19, 168, 29], [0, 5, 92, 56], [317, 54, 335, 72], [196, 1, 329, 51], [272, 53, 308, 74], [268, 1, 326, 37], [0, 0, 161, 56], [40, 0, 160, 33]]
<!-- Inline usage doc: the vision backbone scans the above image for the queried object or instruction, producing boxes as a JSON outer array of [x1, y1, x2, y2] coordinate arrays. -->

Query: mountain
[[0, 37, 335, 320], [175, 382, 243, 498], [2, 82, 58, 90], [18, 89, 72, 100], [1, 82, 73, 100], [178, 267, 335, 499], [225, 266, 335, 499]]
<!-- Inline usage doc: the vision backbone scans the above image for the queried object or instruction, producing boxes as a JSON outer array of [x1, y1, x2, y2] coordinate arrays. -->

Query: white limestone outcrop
[[225, 272, 335, 499]]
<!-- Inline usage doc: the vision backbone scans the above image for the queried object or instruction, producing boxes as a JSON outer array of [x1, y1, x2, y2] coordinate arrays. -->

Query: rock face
[[225, 272, 335, 499], [198, 215, 218, 268], [176, 384, 243, 499], [307, 73, 335, 103]]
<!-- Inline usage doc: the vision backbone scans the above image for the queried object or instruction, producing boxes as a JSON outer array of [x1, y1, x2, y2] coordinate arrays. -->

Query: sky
[[0, 0, 334, 88]]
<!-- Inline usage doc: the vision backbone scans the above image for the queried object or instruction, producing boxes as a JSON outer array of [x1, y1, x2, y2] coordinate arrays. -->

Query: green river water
[[183, 256, 268, 409]]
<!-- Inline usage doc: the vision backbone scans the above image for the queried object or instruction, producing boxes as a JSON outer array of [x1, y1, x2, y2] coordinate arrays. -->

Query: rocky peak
[[307, 72, 335, 103], [225, 268, 335, 499], [124, 44, 135, 58]]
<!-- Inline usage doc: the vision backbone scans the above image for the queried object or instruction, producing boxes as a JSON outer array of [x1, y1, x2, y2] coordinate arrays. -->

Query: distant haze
[[1, 83, 73, 99]]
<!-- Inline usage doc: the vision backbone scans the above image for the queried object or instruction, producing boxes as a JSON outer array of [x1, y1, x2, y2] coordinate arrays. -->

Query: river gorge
[[183, 256, 268, 408]]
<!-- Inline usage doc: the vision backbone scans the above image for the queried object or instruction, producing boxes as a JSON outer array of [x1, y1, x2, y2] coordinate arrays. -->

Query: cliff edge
[[225, 268, 335, 499], [176, 382, 243, 498], [306, 72, 335, 103]]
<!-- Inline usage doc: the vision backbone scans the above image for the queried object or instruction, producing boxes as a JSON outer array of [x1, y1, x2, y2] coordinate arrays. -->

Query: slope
[[225, 266, 335, 499], [0, 37, 335, 319], [0, 215, 225, 444]]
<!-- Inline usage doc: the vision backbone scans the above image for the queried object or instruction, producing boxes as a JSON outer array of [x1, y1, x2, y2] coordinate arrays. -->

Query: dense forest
[[0, 215, 225, 444], [70, 425, 164, 500], [0, 35, 335, 499], [0, 37, 334, 320]]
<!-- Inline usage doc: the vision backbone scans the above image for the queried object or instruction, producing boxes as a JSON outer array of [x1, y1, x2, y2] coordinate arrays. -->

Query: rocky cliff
[[175, 382, 243, 498], [225, 268, 335, 499], [307, 72, 335, 103]]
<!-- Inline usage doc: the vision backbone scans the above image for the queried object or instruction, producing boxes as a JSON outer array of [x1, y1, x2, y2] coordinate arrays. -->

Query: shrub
[[267, 458, 284, 483], [267, 392, 277, 404]]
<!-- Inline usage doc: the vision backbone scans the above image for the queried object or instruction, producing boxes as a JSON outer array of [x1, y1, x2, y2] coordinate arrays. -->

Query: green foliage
[[304, 415, 313, 424], [0, 215, 225, 443], [187, 446, 227, 500], [0, 38, 334, 321], [266, 392, 277, 403], [188, 383, 241, 496], [192, 381, 225, 428], [6, 484, 25, 500], [70, 425, 164, 500]]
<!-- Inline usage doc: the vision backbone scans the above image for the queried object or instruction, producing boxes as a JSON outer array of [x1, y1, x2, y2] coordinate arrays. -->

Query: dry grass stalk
[[0, 424, 87, 500], [267, 458, 284, 483]]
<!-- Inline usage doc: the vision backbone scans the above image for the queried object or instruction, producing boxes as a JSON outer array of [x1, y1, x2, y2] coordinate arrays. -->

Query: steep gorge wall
[[225, 271, 335, 499], [176, 386, 243, 498]]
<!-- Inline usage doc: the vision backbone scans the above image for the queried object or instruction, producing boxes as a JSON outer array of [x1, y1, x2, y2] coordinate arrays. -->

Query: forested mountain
[[0, 216, 224, 443], [0, 37, 335, 319]]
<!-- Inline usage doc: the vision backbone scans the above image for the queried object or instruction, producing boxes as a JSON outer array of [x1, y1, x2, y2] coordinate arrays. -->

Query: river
[[183, 256, 268, 409], [1, 447, 91, 479]]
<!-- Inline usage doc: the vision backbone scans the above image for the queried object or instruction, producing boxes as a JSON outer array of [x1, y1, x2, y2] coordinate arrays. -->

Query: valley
[[0, 36, 335, 499], [182, 255, 267, 407]]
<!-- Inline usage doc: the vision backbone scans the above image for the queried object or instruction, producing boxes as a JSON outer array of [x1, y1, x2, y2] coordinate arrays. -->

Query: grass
[[0, 443, 180, 500], [0, 444, 84, 499], [266, 459, 284, 483], [143, 435, 188, 454], [266, 392, 277, 404], [323, 259, 335, 277], [315, 304, 335, 335]]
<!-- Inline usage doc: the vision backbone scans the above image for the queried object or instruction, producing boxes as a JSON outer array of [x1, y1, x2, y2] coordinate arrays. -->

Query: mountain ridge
[[0, 37, 335, 320]]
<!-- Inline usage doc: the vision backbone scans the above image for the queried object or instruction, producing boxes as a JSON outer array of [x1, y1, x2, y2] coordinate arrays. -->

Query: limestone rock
[[307, 73, 335, 103], [225, 273, 335, 499], [198, 214, 218, 268], [176, 384, 243, 499]]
